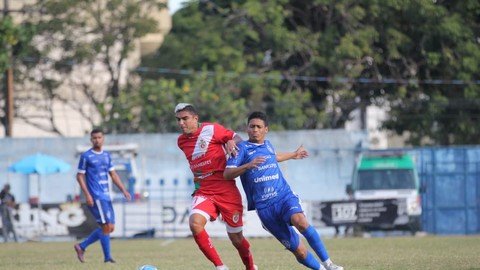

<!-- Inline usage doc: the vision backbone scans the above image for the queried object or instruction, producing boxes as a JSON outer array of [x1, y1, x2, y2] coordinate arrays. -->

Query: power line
[[133, 66, 480, 86], [18, 56, 480, 86]]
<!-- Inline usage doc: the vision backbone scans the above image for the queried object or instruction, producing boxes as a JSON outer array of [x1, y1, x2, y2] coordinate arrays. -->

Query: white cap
[[174, 103, 193, 113]]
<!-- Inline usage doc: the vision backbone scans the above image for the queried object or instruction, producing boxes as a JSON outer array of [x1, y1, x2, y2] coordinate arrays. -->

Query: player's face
[[176, 110, 199, 135], [90, 132, 104, 149], [247, 118, 268, 143]]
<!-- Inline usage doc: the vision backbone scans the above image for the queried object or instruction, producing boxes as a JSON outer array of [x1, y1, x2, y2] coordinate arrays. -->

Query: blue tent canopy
[[8, 153, 71, 175]]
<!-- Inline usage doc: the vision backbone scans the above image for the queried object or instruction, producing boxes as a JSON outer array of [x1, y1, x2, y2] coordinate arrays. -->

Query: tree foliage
[[0, 16, 32, 71], [140, 0, 479, 145], [4, 0, 479, 145], [0, 15, 35, 134], [12, 0, 164, 135]]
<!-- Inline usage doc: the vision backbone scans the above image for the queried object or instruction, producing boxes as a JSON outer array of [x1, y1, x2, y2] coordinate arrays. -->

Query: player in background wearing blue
[[224, 112, 343, 270], [74, 128, 131, 263]]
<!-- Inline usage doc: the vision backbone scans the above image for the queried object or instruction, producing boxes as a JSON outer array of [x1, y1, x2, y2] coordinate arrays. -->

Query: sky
[[168, 0, 186, 14]]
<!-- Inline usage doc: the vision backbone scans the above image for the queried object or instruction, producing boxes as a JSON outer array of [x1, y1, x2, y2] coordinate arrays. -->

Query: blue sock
[[79, 228, 102, 250], [99, 232, 112, 260], [297, 251, 321, 269], [302, 225, 329, 262]]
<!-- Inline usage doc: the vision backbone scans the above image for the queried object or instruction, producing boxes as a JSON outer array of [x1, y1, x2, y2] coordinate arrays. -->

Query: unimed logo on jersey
[[254, 173, 279, 183]]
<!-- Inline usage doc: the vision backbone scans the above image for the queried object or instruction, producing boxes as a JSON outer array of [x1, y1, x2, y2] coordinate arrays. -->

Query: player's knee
[[189, 216, 206, 234], [101, 224, 114, 234], [292, 244, 308, 260], [291, 214, 309, 232], [227, 232, 243, 247]]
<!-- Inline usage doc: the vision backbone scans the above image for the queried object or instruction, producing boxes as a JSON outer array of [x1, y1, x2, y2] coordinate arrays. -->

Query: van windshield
[[357, 169, 416, 190]]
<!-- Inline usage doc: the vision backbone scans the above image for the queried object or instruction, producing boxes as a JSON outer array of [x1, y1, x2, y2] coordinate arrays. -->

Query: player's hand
[[86, 194, 94, 207], [248, 156, 266, 169], [293, 145, 308, 159], [123, 191, 132, 201], [225, 140, 239, 157]]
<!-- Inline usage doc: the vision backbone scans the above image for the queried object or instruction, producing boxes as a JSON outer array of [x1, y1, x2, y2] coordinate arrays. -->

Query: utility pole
[[3, 0, 14, 137], [5, 66, 13, 137]]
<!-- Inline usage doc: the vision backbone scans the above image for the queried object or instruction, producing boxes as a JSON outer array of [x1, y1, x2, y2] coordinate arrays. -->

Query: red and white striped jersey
[[177, 122, 238, 195]]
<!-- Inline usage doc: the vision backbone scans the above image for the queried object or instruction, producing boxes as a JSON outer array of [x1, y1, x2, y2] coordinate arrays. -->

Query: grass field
[[1, 235, 479, 270]]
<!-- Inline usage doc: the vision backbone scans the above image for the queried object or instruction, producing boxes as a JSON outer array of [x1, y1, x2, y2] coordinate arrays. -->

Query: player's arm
[[76, 173, 94, 207], [223, 129, 243, 157], [109, 170, 132, 201], [225, 134, 243, 157], [276, 145, 309, 162], [224, 156, 267, 179]]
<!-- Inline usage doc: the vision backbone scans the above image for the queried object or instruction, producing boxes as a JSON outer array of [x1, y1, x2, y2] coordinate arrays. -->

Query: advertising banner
[[310, 199, 407, 227]]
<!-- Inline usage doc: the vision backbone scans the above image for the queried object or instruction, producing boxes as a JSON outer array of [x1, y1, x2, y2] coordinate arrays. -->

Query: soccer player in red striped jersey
[[175, 103, 257, 270]]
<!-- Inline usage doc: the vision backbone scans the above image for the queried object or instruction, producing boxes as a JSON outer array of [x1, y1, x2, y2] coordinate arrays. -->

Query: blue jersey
[[226, 140, 293, 210], [77, 149, 114, 201]]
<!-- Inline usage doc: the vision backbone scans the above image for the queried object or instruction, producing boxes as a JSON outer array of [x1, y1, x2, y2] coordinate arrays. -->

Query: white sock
[[322, 258, 333, 266]]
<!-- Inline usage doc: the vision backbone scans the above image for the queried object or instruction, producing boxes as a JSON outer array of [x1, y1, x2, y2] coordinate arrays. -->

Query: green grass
[[1, 236, 479, 269]]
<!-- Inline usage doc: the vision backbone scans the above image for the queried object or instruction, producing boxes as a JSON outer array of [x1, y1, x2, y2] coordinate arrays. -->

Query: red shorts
[[191, 188, 244, 233]]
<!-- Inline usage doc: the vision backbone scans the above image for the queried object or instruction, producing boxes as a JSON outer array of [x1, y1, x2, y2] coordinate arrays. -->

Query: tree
[[14, 0, 165, 135], [142, 0, 479, 145], [0, 15, 35, 135], [140, 0, 330, 130], [377, 0, 480, 145]]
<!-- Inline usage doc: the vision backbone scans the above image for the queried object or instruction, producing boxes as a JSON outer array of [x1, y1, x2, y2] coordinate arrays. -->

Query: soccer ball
[[138, 265, 158, 270]]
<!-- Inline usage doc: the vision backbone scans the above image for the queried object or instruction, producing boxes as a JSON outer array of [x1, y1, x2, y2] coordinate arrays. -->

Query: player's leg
[[8, 216, 18, 242], [226, 231, 255, 270], [216, 189, 256, 270], [100, 223, 115, 263], [290, 210, 343, 270], [75, 202, 104, 262], [98, 200, 115, 263], [190, 195, 225, 268], [293, 241, 323, 270], [2, 213, 9, 242], [77, 228, 101, 251], [257, 206, 320, 269]]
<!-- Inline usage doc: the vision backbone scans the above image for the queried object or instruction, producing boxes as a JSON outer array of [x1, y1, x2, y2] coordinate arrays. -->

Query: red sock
[[193, 230, 223, 266], [236, 238, 255, 270]]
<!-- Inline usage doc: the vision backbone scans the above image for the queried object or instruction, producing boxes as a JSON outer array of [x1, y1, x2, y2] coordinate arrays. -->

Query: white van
[[347, 152, 423, 233]]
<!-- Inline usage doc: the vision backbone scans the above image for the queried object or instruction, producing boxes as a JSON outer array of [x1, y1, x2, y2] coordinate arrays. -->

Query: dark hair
[[180, 105, 197, 115], [90, 128, 104, 136], [248, 111, 268, 126]]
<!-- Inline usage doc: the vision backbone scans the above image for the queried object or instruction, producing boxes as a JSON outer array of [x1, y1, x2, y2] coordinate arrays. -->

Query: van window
[[357, 169, 416, 190]]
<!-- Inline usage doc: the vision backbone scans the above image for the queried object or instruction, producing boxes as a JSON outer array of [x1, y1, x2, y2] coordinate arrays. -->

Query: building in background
[[0, 0, 171, 138]]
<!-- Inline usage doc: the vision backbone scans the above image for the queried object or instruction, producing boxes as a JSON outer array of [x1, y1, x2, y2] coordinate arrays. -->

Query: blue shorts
[[256, 194, 304, 252], [88, 199, 115, 224]]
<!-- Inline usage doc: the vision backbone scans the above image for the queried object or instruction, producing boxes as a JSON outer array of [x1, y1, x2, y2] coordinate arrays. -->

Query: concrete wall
[[0, 130, 368, 204]]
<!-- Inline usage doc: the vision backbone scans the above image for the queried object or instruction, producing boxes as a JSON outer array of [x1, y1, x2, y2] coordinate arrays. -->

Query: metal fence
[[412, 147, 480, 235]]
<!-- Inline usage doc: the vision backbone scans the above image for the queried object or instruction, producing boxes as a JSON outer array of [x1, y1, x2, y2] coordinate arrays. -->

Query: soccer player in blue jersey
[[224, 112, 343, 270], [74, 128, 131, 263]]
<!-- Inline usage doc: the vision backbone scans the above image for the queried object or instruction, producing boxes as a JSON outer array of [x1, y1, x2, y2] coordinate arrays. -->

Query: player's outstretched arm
[[224, 156, 267, 179], [276, 145, 309, 162], [110, 171, 132, 201]]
